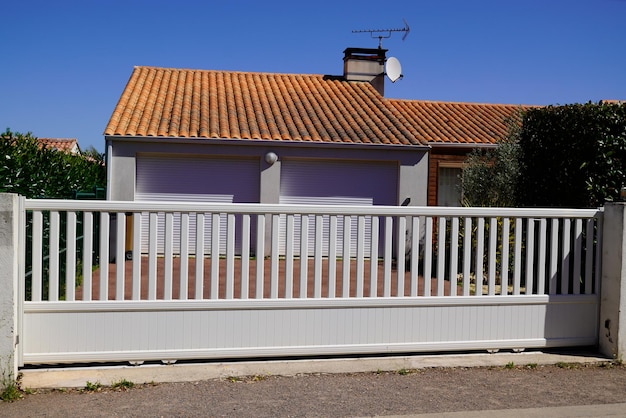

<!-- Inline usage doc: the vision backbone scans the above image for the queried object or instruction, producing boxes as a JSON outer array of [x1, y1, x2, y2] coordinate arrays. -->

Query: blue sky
[[2, 0, 625, 152]]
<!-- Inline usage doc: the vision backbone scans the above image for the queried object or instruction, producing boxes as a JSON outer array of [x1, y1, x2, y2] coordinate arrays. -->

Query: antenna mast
[[352, 19, 410, 48]]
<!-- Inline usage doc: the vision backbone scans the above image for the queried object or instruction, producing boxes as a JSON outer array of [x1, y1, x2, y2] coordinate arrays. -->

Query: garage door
[[135, 155, 259, 255], [279, 159, 398, 257]]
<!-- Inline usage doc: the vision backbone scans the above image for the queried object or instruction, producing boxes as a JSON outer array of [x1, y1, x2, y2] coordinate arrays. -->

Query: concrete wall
[[600, 202, 626, 360], [0, 194, 19, 388]]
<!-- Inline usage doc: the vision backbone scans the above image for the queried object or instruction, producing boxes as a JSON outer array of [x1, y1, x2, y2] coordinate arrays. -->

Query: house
[[104, 48, 430, 210], [37, 137, 80, 154], [103, 47, 528, 253], [388, 100, 529, 206]]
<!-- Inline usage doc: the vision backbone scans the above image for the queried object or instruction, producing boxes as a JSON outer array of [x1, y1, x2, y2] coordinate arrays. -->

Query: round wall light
[[265, 152, 278, 165]]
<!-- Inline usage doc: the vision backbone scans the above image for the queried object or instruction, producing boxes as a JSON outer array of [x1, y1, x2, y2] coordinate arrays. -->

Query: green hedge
[[518, 102, 626, 208], [0, 129, 105, 198]]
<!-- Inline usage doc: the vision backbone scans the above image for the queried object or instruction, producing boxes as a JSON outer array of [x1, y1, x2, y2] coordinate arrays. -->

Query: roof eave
[[104, 135, 431, 151]]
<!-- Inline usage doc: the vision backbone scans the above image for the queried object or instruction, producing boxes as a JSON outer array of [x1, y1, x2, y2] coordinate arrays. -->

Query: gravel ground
[[2, 362, 626, 417]]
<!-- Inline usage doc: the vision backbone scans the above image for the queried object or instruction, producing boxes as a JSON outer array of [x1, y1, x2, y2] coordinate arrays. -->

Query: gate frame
[[3, 194, 626, 384]]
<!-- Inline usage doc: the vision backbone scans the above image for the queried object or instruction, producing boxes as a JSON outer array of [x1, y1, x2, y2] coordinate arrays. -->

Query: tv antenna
[[352, 19, 410, 48]]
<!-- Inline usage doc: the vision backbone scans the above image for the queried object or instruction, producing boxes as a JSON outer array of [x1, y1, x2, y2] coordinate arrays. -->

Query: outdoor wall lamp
[[265, 152, 278, 165]]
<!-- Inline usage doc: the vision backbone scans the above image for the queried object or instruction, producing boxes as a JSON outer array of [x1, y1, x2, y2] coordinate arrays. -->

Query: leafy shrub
[[461, 110, 523, 207], [518, 102, 626, 208], [0, 128, 105, 199]]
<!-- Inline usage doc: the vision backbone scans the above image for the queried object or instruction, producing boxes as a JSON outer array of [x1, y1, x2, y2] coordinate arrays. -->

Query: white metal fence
[[19, 200, 603, 365]]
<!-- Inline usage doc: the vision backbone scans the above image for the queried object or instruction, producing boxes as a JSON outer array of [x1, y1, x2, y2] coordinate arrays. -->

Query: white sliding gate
[[18, 200, 603, 366]]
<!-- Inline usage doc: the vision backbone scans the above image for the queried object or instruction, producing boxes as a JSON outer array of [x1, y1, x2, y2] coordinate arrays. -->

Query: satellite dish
[[386, 57, 402, 83]]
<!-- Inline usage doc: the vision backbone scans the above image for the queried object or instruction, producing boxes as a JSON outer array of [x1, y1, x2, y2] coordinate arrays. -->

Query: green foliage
[[0, 129, 105, 199], [83, 381, 102, 392], [1, 369, 21, 402], [0, 382, 21, 402], [111, 378, 134, 390], [518, 102, 626, 208], [461, 110, 523, 207]]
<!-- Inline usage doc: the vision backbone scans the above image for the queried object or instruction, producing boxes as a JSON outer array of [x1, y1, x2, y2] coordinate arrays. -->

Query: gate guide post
[[0, 193, 19, 388], [600, 202, 626, 360]]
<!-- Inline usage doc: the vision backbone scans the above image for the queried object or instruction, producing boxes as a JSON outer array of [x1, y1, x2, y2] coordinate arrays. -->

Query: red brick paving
[[80, 257, 453, 301]]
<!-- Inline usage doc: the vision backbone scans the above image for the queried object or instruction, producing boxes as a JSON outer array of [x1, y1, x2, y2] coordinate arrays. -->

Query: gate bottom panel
[[22, 296, 598, 365]]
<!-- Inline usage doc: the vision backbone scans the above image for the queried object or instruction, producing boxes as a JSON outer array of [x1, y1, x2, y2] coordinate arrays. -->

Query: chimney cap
[[343, 47, 388, 56]]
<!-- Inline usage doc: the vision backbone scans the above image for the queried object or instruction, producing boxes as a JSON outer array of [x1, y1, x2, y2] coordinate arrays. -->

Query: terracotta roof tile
[[105, 66, 425, 146], [388, 99, 533, 145], [37, 138, 80, 154]]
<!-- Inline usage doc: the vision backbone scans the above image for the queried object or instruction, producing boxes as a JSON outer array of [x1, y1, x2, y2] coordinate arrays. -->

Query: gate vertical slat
[[163, 212, 173, 300], [475, 217, 484, 297], [226, 213, 236, 299], [116, 213, 126, 300], [82, 212, 93, 301], [255, 214, 265, 299], [383, 216, 393, 297], [537, 219, 547, 295], [32, 210, 43, 302], [341, 215, 350, 297], [423, 217, 433, 296], [49, 211, 60, 301], [549, 218, 559, 295], [99, 212, 110, 300], [513, 218, 522, 295], [410, 216, 420, 297], [210, 213, 220, 299], [270, 214, 280, 299], [195, 213, 205, 299], [594, 216, 603, 294], [314, 215, 324, 298], [449, 217, 459, 297], [501, 217, 510, 295], [585, 219, 594, 294], [147, 212, 157, 300], [573, 219, 583, 295], [179, 213, 189, 300], [356, 215, 365, 298], [240, 214, 250, 299], [284, 214, 294, 298], [370, 216, 380, 297], [525, 218, 535, 295], [487, 217, 497, 296], [396, 216, 406, 297], [300, 215, 309, 298], [66, 211, 77, 301], [328, 215, 337, 298], [562, 219, 571, 294], [437, 216, 446, 296], [462, 217, 471, 296], [132, 213, 142, 300]]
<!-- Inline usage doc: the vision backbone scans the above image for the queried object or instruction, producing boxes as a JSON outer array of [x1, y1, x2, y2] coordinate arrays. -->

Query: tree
[[460, 110, 523, 207], [0, 129, 106, 198]]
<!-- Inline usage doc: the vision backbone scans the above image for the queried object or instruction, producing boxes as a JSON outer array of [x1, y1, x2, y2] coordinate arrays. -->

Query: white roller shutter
[[279, 159, 397, 257], [135, 155, 259, 255]]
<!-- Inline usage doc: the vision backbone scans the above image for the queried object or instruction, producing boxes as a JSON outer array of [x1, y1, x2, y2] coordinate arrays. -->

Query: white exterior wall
[[106, 137, 428, 207]]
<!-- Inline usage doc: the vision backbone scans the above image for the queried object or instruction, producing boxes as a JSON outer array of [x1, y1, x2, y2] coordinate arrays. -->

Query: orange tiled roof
[[104, 66, 426, 146], [388, 99, 532, 145], [37, 138, 80, 154]]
